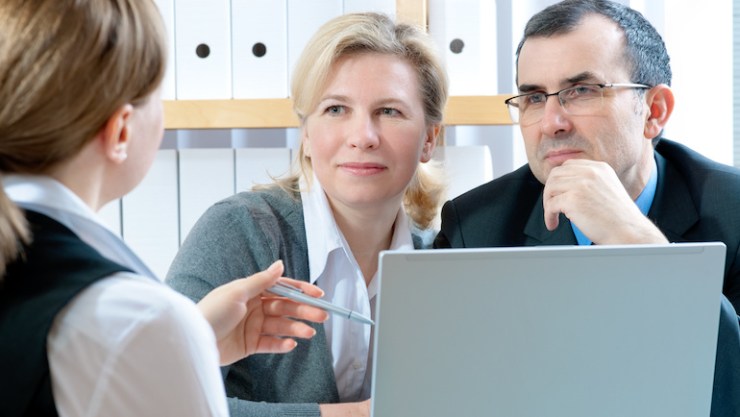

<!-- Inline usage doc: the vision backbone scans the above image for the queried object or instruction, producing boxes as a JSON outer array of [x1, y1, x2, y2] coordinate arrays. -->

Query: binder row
[[156, 0, 395, 100], [155, 0, 498, 100]]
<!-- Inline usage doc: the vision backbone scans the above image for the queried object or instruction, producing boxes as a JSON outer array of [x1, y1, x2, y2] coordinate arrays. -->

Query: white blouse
[[301, 176, 414, 402]]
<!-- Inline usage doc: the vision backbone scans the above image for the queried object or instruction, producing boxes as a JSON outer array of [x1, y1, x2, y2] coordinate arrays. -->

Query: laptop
[[370, 243, 726, 417]]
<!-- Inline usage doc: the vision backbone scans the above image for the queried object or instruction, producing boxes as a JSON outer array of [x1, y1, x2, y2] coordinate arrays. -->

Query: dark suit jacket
[[435, 139, 740, 417]]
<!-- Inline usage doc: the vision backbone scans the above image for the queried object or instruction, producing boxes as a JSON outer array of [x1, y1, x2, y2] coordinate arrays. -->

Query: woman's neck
[[331, 202, 399, 286]]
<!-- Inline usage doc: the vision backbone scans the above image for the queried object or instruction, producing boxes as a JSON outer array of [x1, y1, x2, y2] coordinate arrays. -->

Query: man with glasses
[[435, 1, 740, 415]]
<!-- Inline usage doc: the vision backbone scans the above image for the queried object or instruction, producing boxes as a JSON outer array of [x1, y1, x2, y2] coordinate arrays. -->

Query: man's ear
[[100, 104, 133, 164], [420, 124, 441, 163], [644, 84, 674, 140]]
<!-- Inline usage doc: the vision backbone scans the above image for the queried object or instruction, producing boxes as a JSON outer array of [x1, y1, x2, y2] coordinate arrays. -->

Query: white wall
[[660, 2, 733, 164]]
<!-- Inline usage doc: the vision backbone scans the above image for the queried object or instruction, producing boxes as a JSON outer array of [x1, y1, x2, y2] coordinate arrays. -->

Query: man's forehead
[[516, 15, 628, 88]]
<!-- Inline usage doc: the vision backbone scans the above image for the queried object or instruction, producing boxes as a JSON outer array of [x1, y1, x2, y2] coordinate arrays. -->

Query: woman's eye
[[381, 108, 400, 116], [326, 105, 344, 115]]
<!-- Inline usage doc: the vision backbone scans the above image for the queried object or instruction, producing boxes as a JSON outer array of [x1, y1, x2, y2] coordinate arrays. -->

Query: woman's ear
[[643, 84, 674, 140], [100, 104, 134, 164], [420, 124, 441, 162], [300, 124, 312, 158]]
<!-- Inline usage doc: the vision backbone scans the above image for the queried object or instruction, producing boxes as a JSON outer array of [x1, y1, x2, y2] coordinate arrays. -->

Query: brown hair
[[0, 0, 166, 279]]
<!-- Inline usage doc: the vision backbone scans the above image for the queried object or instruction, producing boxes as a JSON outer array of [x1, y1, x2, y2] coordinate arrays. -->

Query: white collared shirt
[[4, 175, 228, 417], [301, 176, 414, 401]]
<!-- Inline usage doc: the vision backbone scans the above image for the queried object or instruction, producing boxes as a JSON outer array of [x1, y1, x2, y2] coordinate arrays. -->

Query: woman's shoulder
[[48, 274, 225, 415], [196, 186, 303, 229], [217, 186, 301, 215], [52, 273, 214, 352]]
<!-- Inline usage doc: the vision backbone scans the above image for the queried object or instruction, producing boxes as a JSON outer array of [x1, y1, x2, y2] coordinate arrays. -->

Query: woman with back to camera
[[167, 12, 449, 417], [0, 1, 328, 416]]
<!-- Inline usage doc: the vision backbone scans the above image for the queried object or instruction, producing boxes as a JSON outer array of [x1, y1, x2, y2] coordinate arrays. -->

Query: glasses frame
[[504, 83, 651, 124]]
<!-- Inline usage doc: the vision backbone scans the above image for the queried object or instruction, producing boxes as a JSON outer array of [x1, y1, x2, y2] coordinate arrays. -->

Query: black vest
[[0, 210, 132, 417]]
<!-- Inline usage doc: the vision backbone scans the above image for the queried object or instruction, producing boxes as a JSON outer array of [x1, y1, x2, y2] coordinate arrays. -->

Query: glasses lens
[[505, 101, 520, 124], [510, 94, 542, 125], [559, 85, 604, 116]]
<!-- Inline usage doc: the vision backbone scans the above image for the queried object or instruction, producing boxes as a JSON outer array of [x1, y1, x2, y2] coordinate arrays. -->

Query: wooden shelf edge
[[163, 99, 300, 129], [163, 95, 513, 129], [444, 95, 513, 126], [396, 0, 427, 28]]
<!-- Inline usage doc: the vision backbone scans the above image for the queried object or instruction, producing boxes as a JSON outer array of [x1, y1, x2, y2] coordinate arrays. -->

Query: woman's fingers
[[261, 298, 329, 324]]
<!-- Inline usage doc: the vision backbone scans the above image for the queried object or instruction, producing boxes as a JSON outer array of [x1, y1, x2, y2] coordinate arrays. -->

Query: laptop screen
[[370, 243, 725, 417]]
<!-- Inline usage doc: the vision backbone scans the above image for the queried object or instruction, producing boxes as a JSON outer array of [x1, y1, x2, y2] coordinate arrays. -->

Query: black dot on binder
[[252, 42, 267, 58], [450, 38, 464, 54], [195, 43, 210, 58]]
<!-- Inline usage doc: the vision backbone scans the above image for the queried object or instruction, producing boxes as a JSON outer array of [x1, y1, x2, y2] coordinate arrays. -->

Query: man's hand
[[542, 159, 668, 244], [197, 260, 329, 365]]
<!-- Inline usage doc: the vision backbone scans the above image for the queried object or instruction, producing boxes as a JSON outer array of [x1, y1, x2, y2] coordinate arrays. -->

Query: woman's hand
[[197, 260, 328, 365]]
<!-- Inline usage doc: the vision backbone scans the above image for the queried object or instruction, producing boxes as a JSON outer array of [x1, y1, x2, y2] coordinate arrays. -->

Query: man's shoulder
[[658, 139, 739, 172], [657, 139, 740, 190]]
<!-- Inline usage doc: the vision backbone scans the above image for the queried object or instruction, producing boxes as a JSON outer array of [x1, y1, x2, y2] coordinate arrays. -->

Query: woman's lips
[[339, 162, 387, 176]]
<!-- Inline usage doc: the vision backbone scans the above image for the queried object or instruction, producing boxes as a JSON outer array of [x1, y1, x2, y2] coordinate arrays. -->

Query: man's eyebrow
[[517, 72, 601, 93], [566, 71, 600, 84], [517, 83, 543, 93]]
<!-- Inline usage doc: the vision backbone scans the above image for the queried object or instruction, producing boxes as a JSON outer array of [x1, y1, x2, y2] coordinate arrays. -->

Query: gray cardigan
[[166, 186, 431, 417]]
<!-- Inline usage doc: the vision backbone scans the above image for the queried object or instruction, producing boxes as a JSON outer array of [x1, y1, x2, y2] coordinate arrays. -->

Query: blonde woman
[[0, 1, 327, 416], [167, 12, 448, 417]]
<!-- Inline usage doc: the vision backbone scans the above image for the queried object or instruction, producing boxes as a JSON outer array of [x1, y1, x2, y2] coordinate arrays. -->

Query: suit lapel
[[523, 191, 578, 245], [649, 152, 699, 241]]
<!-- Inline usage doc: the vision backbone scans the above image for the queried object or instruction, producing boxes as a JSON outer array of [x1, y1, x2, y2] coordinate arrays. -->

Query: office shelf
[[162, 1, 514, 130]]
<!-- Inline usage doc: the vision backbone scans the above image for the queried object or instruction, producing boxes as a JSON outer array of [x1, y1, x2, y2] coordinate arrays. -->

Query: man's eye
[[568, 85, 600, 97], [526, 93, 546, 104], [381, 108, 400, 116]]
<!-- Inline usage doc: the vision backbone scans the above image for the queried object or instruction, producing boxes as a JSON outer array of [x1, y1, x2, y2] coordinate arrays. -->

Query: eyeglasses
[[504, 83, 650, 125]]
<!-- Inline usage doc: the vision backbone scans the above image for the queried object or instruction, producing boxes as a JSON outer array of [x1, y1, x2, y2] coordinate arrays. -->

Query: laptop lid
[[370, 243, 725, 417]]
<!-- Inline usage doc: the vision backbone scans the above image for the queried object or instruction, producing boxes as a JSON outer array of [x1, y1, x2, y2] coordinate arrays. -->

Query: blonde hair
[[270, 12, 448, 229], [0, 0, 166, 279]]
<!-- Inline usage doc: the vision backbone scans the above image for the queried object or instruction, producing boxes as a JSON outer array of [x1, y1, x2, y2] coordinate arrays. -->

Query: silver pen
[[267, 283, 374, 326]]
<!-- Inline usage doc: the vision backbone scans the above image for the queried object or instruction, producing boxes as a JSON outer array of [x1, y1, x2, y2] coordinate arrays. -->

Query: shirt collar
[[3, 174, 157, 278], [571, 158, 658, 245], [4, 174, 102, 223], [301, 175, 343, 285], [301, 174, 414, 286]]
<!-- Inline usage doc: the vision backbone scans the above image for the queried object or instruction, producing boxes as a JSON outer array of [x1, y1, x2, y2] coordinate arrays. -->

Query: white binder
[[432, 145, 493, 200], [428, 0, 497, 96], [287, 0, 342, 86], [232, 0, 288, 99], [235, 148, 292, 192], [154, 0, 176, 100], [174, 0, 231, 99], [120, 150, 179, 280], [178, 148, 235, 244], [343, 0, 395, 16]]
